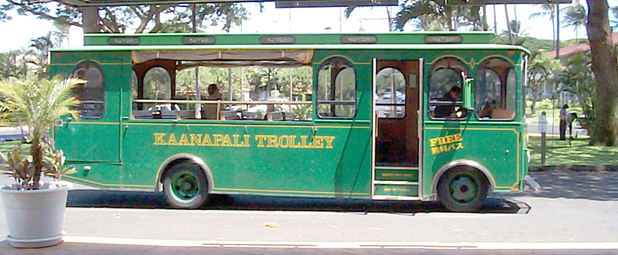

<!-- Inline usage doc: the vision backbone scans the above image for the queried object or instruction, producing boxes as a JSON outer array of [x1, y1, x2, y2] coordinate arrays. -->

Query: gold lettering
[[439, 145, 448, 153], [190, 134, 203, 146], [446, 134, 454, 144], [220, 134, 233, 147], [300, 135, 310, 148], [323, 136, 335, 149], [454, 133, 462, 142], [154, 133, 166, 145], [202, 134, 213, 146], [167, 133, 178, 145], [243, 134, 251, 147], [233, 134, 240, 146], [437, 137, 446, 145], [177, 134, 191, 146], [255, 135, 267, 147], [265, 135, 277, 147], [212, 134, 224, 146], [456, 143, 464, 150], [279, 135, 290, 148], [431, 147, 440, 155], [288, 135, 298, 148], [313, 136, 324, 148], [430, 138, 438, 147]]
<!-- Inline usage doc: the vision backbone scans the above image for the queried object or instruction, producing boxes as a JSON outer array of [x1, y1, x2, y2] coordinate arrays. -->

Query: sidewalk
[[1, 171, 618, 254]]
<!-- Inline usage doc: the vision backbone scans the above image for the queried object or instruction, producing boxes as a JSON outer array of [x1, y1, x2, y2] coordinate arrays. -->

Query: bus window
[[317, 57, 356, 118], [376, 68, 405, 118], [71, 60, 105, 119], [475, 58, 517, 120], [428, 57, 468, 119], [143, 67, 172, 111]]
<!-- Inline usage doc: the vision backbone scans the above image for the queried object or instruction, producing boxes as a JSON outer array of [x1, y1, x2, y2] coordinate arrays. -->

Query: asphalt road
[[0, 171, 617, 251]]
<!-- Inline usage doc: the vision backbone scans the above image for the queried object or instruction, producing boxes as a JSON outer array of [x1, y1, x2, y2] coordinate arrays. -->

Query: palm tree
[[0, 50, 29, 79], [27, 32, 55, 78], [529, 4, 557, 50], [0, 76, 81, 189], [562, 4, 587, 41]]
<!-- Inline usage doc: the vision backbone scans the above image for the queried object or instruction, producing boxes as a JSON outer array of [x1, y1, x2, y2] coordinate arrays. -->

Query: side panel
[[422, 123, 522, 198], [51, 51, 131, 187], [117, 121, 372, 197], [51, 51, 131, 163]]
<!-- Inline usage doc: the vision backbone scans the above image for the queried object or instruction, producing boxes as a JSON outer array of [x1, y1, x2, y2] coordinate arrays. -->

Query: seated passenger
[[434, 86, 462, 118], [479, 100, 497, 119], [202, 83, 223, 119]]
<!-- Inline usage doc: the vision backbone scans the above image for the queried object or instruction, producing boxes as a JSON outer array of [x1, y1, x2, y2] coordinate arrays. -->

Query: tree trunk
[[504, 5, 513, 45], [585, 0, 618, 146], [80, 7, 102, 33], [30, 133, 43, 189]]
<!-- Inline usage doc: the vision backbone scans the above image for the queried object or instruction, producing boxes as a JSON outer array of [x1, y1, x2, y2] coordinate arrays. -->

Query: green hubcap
[[171, 171, 199, 201], [448, 175, 478, 203]]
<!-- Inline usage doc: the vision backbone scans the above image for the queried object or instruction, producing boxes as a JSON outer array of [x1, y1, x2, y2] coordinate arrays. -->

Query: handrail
[[133, 99, 311, 105], [131, 99, 312, 120]]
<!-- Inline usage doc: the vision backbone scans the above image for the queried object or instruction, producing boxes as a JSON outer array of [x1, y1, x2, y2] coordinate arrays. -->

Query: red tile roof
[[548, 33, 618, 57]]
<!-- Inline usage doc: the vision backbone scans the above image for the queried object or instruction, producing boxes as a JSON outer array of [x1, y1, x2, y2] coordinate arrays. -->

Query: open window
[[428, 57, 468, 120], [317, 57, 356, 118], [376, 68, 406, 118], [130, 49, 314, 121], [475, 58, 517, 120]]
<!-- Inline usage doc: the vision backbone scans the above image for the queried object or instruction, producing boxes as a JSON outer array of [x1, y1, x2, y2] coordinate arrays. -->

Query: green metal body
[[50, 32, 529, 202]]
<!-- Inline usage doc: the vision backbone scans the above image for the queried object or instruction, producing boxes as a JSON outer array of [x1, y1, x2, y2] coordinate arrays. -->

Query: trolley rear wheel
[[163, 162, 208, 209], [438, 168, 488, 212]]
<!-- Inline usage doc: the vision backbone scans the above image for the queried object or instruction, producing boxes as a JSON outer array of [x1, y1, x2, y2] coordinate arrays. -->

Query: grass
[[524, 100, 584, 126], [528, 134, 618, 166], [0, 140, 31, 159]]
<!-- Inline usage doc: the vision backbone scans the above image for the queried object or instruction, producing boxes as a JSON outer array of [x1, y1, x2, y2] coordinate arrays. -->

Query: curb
[[529, 165, 618, 172]]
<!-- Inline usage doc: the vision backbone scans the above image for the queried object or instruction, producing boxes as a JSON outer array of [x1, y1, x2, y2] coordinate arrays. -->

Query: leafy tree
[[529, 4, 557, 50], [26, 32, 55, 78], [393, 0, 486, 32], [1, 1, 250, 34], [556, 52, 595, 129], [527, 51, 564, 115], [562, 3, 588, 41], [0, 50, 28, 79], [0, 76, 81, 189]]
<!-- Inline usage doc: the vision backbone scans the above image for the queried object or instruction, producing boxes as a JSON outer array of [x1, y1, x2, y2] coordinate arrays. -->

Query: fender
[[429, 160, 496, 198], [155, 153, 214, 193]]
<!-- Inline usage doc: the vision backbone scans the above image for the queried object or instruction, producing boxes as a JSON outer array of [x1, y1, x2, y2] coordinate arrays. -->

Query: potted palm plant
[[0, 75, 81, 248]]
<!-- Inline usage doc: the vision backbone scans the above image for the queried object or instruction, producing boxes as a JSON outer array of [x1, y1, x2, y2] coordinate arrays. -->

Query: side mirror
[[461, 72, 474, 110]]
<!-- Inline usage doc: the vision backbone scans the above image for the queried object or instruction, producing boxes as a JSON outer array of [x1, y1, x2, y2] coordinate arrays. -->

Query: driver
[[434, 86, 462, 118]]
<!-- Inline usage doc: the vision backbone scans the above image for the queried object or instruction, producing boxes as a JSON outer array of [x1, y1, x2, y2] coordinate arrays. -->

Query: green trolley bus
[[50, 31, 533, 212]]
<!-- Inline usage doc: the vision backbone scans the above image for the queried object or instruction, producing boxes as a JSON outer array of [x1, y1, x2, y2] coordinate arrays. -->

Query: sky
[[0, 1, 609, 53]]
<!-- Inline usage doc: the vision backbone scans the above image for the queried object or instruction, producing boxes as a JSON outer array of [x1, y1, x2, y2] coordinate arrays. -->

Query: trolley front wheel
[[163, 162, 208, 209], [438, 168, 488, 212]]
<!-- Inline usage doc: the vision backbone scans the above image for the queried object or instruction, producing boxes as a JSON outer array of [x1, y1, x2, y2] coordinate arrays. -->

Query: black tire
[[437, 167, 488, 212], [163, 162, 208, 209]]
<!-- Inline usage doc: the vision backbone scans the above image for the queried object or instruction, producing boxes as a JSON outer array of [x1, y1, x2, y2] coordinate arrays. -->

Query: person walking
[[559, 104, 568, 140]]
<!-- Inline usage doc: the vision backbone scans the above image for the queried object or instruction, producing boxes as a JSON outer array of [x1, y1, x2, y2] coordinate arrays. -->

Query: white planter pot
[[0, 181, 72, 248]]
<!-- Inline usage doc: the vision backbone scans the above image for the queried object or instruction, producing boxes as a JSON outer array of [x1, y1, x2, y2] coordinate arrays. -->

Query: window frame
[[71, 60, 106, 119], [427, 57, 469, 120], [316, 57, 357, 119]]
